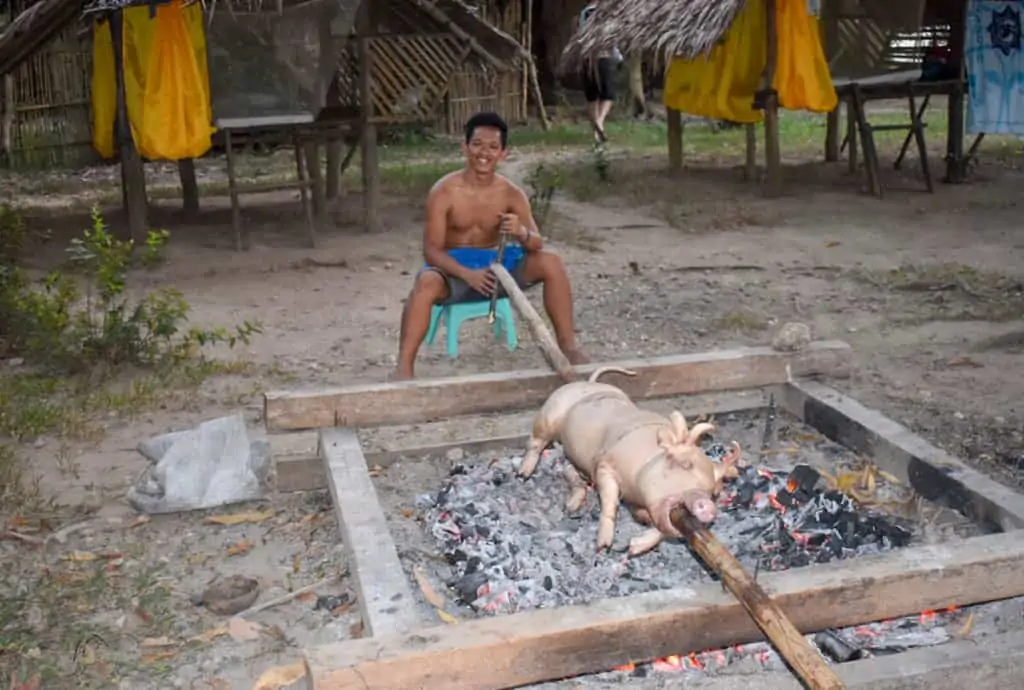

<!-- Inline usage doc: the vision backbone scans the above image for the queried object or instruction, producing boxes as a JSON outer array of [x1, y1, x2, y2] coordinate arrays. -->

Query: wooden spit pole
[[671, 508, 846, 690], [492, 260, 840, 687], [489, 263, 576, 382]]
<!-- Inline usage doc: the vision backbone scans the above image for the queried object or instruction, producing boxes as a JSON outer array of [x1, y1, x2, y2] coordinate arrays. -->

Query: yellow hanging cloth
[[131, 0, 215, 160], [662, 0, 768, 123], [91, 19, 117, 159], [773, 0, 837, 113]]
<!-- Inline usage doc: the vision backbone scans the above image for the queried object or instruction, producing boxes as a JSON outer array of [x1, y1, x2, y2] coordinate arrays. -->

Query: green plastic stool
[[425, 298, 518, 358]]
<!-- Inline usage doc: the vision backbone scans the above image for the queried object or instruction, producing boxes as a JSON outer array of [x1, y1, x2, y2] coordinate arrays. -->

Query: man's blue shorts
[[417, 245, 536, 305]]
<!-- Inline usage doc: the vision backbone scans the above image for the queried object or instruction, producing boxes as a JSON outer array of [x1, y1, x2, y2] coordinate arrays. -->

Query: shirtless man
[[394, 111, 588, 380]]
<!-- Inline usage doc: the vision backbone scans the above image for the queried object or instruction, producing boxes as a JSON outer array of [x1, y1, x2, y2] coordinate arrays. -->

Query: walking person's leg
[[582, 61, 605, 143], [594, 57, 617, 138]]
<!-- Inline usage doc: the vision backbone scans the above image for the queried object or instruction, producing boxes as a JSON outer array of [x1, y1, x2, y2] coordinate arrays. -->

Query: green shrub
[[0, 205, 261, 374]]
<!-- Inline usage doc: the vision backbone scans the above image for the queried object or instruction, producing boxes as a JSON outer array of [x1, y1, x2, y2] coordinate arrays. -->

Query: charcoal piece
[[787, 464, 821, 494], [825, 534, 843, 559], [814, 631, 863, 663], [464, 556, 482, 574], [451, 570, 487, 604], [476, 524, 491, 538], [491, 471, 508, 486], [509, 543, 519, 555], [632, 664, 650, 678], [435, 485, 452, 506], [449, 464, 467, 476], [447, 549, 468, 565], [734, 483, 756, 508], [775, 489, 797, 508], [314, 592, 350, 611], [543, 575, 553, 591], [835, 512, 858, 545], [463, 503, 478, 516]]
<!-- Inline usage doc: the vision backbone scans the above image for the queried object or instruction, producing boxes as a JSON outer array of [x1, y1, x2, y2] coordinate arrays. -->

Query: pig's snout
[[688, 495, 720, 522]]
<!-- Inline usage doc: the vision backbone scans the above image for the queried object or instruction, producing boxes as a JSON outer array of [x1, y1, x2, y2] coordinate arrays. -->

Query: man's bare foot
[[564, 348, 590, 365]]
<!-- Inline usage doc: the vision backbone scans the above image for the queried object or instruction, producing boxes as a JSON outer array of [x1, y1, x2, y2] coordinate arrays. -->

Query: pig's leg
[[593, 466, 621, 552], [563, 464, 589, 513], [628, 528, 664, 557], [519, 413, 554, 478]]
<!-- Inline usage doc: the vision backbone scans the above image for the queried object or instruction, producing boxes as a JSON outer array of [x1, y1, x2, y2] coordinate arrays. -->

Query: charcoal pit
[[409, 411, 980, 619]]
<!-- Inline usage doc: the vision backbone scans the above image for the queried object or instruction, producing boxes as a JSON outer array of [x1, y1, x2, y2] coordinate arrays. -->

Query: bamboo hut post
[[357, 1, 379, 233], [320, 3, 340, 203], [744, 123, 757, 180], [667, 107, 683, 173], [945, 1, 967, 183], [178, 159, 199, 218], [762, 0, 782, 197], [825, 109, 840, 161], [822, 9, 839, 162], [1, 73, 13, 165], [109, 11, 148, 241]]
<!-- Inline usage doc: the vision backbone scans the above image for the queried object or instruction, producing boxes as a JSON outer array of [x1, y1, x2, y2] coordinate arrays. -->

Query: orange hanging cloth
[[772, 0, 837, 113], [136, 0, 215, 160]]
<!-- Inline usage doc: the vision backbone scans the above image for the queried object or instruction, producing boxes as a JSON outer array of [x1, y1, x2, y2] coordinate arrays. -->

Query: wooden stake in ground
[[670, 508, 845, 690], [490, 263, 576, 382]]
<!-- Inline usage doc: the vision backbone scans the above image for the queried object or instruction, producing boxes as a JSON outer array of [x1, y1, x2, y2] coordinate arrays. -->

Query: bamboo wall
[[1, 1, 95, 170], [441, 0, 530, 134]]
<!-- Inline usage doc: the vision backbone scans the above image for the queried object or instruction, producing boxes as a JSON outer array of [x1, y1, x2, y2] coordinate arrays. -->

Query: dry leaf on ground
[[436, 608, 458, 624], [205, 510, 276, 526], [227, 539, 255, 556], [189, 626, 228, 644], [139, 636, 177, 648], [349, 620, 364, 638], [412, 567, 446, 609], [125, 515, 151, 528], [62, 551, 98, 562], [228, 617, 264, 642], [252, 661, 306, 690], [141, 650, 177, 663]]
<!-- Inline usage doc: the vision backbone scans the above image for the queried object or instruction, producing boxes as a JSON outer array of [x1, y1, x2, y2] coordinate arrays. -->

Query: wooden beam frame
[[263, 340, 852, 431], [303, 531, 1024, 689], [319, 428, 422, 637], [264, 341, 1024, 688]]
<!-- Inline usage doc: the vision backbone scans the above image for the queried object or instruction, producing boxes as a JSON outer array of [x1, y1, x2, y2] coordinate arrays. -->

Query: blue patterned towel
[[965, 0, 1024, 134]]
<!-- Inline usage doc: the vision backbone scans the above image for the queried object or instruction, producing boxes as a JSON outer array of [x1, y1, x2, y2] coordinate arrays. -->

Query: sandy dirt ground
[[2, 109, 1024, 688]]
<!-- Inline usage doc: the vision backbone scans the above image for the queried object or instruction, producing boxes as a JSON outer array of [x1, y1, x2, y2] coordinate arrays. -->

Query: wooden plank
[[319, 428, 421, 637], [275, 390, 768, 492], [777, 381, 1024, 532], [264, 340, 852, 431], [303, 531, 1024, 689]]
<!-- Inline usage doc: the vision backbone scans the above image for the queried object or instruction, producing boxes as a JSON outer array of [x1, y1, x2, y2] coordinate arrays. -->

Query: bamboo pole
[[489, 263, 575, 383], [670, 508, 846, 690]]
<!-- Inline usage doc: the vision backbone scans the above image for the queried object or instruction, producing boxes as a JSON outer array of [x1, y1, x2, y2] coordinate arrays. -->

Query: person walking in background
[[575, 1, 622, 143]]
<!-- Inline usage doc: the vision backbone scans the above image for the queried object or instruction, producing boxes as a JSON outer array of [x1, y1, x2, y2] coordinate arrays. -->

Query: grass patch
[[713, 311, 769, 333]]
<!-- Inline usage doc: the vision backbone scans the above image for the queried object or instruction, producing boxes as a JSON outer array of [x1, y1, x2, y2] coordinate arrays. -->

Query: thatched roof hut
[[558, 0, 747, 75]]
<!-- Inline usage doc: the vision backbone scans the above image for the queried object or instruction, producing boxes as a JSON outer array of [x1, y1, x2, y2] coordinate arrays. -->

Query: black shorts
[[582, 58, 617, 103], [419, 260, 537, 305]]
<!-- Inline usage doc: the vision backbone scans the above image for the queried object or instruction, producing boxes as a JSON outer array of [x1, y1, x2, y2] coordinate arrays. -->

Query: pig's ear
[[669, 411, 688, 444], [686, 422, 716, 446], [657, 426, 675, 449]]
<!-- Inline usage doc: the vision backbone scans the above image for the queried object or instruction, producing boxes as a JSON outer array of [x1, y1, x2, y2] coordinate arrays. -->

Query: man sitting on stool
[[394, 112, 588, 380]]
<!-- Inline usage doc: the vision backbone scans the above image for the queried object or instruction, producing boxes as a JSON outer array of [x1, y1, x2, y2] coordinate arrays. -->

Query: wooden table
[[214, 114, 357, 251], [832, 71, 965, 198]]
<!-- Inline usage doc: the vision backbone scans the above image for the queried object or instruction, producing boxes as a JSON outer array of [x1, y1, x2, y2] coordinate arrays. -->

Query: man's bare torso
[[433, 170, 518, 250]]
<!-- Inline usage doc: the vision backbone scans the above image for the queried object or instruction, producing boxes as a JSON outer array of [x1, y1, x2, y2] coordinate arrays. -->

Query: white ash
[[419, 439, 915, 616]]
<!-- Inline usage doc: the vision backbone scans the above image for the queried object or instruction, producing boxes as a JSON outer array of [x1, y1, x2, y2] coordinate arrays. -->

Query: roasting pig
[[518, 371, 742, 556]]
